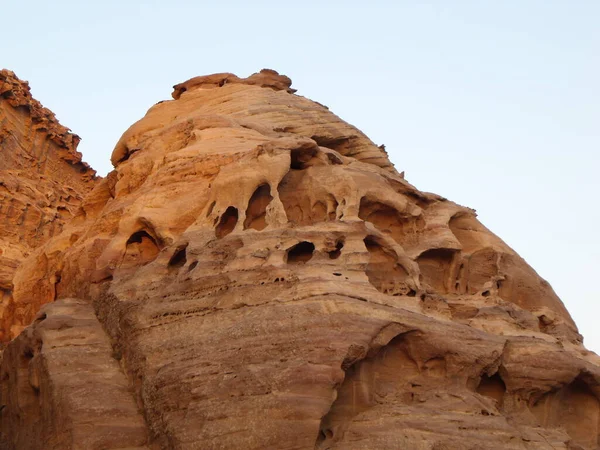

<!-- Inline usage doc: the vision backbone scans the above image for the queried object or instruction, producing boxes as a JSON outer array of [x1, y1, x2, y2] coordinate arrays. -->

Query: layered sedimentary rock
[[0, 298, 148, 449], [0, 70, 97, 341], [1, 69, 599, 450]]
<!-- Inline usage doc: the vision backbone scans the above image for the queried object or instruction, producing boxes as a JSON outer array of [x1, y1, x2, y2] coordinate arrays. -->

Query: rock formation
[[0, 70, 97, 342], [1, 69, 599, 450]]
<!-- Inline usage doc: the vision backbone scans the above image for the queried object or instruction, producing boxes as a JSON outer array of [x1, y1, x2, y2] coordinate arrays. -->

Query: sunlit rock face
[[1, 69, 600, 450], [0, 70, 97, 341]]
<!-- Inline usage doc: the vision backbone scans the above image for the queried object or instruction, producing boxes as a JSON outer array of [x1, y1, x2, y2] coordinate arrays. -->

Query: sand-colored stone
[[1, 69, 599, 449]]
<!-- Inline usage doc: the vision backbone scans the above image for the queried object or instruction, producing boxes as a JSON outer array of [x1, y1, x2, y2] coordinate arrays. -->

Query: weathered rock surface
[[0, 70, 97, 341], [0, 298, 148, 449], [1, 69, 599, 449]]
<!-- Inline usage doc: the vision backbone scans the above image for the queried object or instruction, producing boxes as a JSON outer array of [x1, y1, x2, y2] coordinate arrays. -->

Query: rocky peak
[[0, 70, 599, 450], [0, 69, 95, 177], [172, 68, 296, 99]]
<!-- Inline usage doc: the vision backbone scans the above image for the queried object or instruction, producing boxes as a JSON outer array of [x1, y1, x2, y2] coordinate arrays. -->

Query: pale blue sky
[[4, 1, 599, 351]]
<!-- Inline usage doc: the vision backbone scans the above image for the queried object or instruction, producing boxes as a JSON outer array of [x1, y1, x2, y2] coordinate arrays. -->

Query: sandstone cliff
[[1, 69, 599, 450], [0, 70, 97, 341]]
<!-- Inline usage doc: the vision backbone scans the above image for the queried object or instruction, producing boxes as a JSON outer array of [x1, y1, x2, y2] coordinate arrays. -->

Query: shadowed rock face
[[1, 69, 600, 450]]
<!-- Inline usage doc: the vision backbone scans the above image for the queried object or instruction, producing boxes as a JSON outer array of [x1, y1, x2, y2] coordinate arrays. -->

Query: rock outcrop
[[0, 70, 97, 341], [1, 69, 599, 450]]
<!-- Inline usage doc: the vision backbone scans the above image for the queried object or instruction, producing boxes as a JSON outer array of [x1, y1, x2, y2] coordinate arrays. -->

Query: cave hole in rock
[[359, 197, 425, 248], [477, 373, 506, 406], [278, 170, 335, 225], [277, 170, 304, 224], [286, 241, 315, 264], [127, 230, 155, 246], [188, 261, 198, 272], [364, 236, 412, 296], [124, 230, 161, 266], [530, 376, 600, 449], [244, 184, 273, 231], [168, 245, 188, 269], [290, 146, 319, 170], [416, 248, 456, 294], [310, 135, 353, 156], [329, 239, 344, 259], [215, 206, 238, 238]]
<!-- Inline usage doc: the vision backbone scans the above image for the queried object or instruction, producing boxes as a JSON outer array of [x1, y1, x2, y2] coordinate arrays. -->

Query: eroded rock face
[[1, 69, 599, 450], [0, 298, 148, 449], [0, 70, 97, 341]]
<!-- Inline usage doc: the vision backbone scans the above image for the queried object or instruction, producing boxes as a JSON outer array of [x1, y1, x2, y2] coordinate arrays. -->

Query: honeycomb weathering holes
[[476, 373, 506, 406], [364, 236, 412, 296], [286, 241, 315, 264], [123, 230, 160, 266], [168, 245, 188, 269], [244, 184, 273, 231], [215, 207, 238, 238]]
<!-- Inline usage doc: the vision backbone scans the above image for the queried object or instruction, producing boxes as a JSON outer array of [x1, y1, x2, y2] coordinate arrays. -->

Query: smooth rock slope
[[1, 69, 599, 450]]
